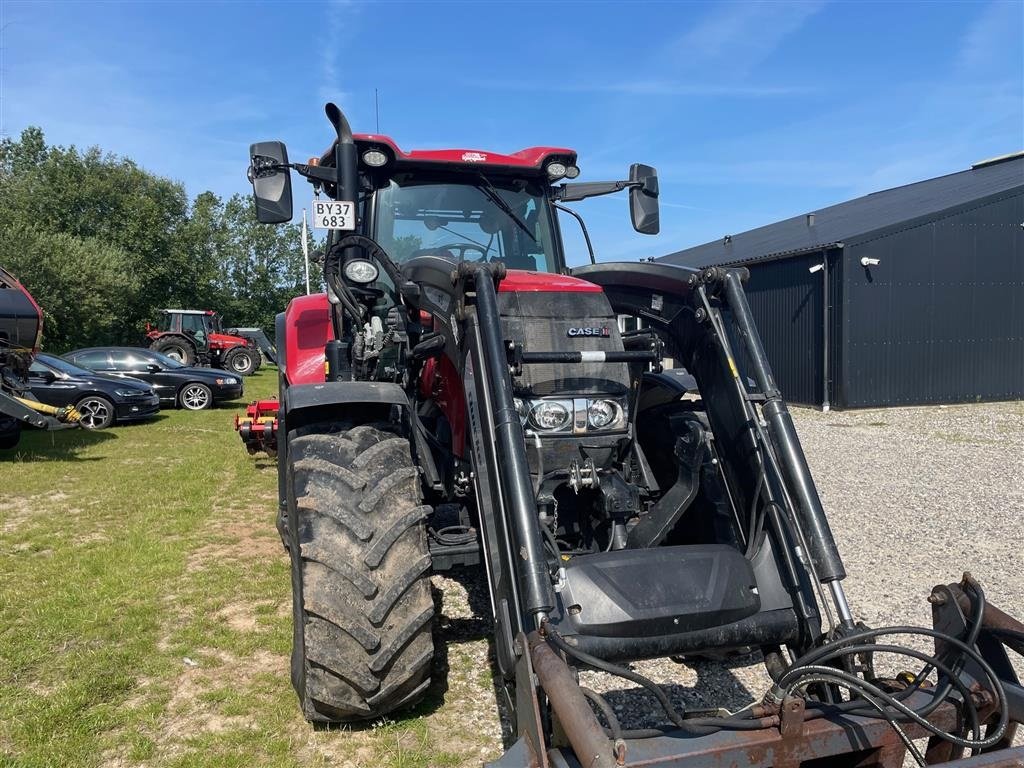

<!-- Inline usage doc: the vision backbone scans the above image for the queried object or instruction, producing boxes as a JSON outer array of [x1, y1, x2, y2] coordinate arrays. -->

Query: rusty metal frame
[[541, 691, 1023, 767]]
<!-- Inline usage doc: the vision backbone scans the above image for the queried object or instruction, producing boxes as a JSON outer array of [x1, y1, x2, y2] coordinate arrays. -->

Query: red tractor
[[245, 105, 1024, 768], [145, 309, 259, 376]]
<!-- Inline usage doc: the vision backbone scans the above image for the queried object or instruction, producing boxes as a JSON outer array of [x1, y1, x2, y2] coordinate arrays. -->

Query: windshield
[[147, 350, 186, 369], [373, 178, 558, 272]]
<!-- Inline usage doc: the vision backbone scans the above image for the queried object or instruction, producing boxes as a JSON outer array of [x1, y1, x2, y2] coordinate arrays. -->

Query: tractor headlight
[[343, 259, 379, 284], [362, 149, 388, 167], [587, 399, 621, 430], [516, 397, 627, 434], [546, 161, 567, 180], [529, 400, 571, 431]]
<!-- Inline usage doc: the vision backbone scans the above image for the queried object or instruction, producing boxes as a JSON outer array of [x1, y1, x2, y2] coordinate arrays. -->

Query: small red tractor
[[1, 266, 80, 448], [245, 104, 1024, 768], [145, 309, 259, 376]]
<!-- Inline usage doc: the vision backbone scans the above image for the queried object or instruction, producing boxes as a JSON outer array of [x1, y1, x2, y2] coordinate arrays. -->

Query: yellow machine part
[[15, 397, 81, 424]]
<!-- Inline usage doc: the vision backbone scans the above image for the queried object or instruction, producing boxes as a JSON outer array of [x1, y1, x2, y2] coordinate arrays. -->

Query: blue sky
[[2, 0, 1022, 266]]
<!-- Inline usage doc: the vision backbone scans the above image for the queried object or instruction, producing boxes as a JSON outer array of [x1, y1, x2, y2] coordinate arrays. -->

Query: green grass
[[0, 369, 491, 768]]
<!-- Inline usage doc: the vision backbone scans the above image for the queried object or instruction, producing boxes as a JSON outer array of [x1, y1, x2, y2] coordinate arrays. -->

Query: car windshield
[[373, 178, 557, 272], [147, 350, 186, 369], [39, 355, 93, 377]]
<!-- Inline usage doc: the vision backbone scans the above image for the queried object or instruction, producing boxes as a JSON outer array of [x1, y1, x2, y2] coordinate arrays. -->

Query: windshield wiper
[[475, 175, 536, 242]]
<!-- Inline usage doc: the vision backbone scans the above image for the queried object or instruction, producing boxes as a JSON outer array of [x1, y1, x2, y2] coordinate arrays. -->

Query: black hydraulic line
[[721, 269, 847, 584], [546, 628, 687, 729], [776, 623, 1009, 749], [519, 350, 659, 364], [580, 687, 623, 742], [473, 268, 555, 618], [818, 642, 981, 740]]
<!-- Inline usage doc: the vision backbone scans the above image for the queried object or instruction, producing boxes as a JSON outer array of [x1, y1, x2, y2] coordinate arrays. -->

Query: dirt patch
[[186, 519, 283, 573], [0, 490, 72, 534], [210, 606, 260, 634], [123, 648, 287, 761]]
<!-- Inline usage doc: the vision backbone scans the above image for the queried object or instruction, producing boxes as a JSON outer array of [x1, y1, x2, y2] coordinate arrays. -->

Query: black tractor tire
[[286, 423, 435, 723], [76, 395, 116, 430], [151, 335, 197, 367], [223, 347, 257, 377], [0, 418, 21, 450]]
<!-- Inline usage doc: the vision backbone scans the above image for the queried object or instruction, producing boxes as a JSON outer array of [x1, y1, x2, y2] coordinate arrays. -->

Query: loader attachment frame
[[464, 262, 1024, 768]]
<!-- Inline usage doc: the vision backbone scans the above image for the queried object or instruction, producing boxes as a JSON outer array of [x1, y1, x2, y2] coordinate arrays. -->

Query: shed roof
[[659, 153, 1024, 268]]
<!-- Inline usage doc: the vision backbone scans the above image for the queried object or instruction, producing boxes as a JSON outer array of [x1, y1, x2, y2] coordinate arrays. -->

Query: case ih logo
[[461, 152, 487, 162], [567, 326, 610, 337]]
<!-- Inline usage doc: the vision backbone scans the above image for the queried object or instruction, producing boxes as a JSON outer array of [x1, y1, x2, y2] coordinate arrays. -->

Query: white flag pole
[[301, 208, 311, 295]]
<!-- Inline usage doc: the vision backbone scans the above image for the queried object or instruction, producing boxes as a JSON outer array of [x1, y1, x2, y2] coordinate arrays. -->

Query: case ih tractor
[[1, 266, 80, 448], [145, 309, 259, 375], [246, 104, 1023, 768]]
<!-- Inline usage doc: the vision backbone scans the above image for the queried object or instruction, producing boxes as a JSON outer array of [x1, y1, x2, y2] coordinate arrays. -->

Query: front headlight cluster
[[115, 388, 145, 398], [514, 396, 627, 434], [215, 377, 238, 386]]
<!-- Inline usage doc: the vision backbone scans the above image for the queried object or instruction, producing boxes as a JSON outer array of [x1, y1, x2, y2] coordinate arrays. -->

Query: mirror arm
[[293, 163, 339, 185], [554, 179, 638, 203], [248, 156, 338, 186]]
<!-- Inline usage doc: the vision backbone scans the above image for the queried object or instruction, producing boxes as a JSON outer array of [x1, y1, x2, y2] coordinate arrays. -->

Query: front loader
[[246, 104, 1023, 768], [1, 266, 80, 448]]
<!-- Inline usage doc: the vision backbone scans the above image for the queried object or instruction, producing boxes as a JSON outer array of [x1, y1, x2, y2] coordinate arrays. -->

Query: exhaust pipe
[[325, 102, 358, 210]]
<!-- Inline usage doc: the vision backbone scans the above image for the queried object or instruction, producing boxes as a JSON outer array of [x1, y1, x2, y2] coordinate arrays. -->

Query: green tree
[[0, 224, 140, 350], [1, 127, 320, 350]]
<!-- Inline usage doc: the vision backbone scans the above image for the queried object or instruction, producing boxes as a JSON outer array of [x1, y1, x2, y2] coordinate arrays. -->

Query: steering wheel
[[435, 242, 490, 262]]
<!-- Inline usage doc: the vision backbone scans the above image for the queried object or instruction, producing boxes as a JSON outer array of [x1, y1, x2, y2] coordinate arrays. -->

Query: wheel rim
[[78, 398, 110, 429], [231, 354, 250, 373], [165, 347, 186, 363], [181, 385, 210, 409]]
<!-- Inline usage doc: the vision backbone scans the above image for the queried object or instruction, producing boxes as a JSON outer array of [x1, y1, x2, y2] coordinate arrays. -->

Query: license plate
[[312, 200, 355, 230]]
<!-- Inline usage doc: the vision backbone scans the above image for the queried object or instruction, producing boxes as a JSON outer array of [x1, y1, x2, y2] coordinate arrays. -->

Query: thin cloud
[[459, 79, 812, 97], [317, 0, 356, 106], [664, 1, 826, 75], [955, 0, 1024, 76]]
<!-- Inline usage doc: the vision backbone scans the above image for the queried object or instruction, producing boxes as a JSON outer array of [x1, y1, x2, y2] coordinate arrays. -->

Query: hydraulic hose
[[15, 397, 80, 424]]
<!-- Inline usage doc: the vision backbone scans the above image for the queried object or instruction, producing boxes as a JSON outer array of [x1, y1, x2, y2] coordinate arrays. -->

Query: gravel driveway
[[435, 400, 1024, 756]]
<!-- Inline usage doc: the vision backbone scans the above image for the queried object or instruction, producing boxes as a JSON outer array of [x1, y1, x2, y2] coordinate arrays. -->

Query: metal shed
[[659, 153, 1024, 409]]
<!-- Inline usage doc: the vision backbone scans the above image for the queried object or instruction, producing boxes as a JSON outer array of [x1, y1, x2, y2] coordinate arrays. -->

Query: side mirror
[[39, 370, 57, 382], [147, 363, 161, 373], [248, 141, 293, 224], [629, 163, 660, 235]]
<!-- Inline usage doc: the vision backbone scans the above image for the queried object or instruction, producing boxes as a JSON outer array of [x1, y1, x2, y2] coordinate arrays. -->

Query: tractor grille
[[499, 291, 629, 397]]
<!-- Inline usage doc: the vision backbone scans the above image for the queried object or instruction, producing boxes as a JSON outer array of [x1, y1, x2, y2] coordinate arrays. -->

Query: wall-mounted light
[[808, 263, 824, 274], [860, 257, 880, 267]]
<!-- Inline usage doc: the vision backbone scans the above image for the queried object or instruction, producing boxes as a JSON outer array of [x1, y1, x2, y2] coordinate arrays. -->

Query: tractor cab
[[154, 309, 211, 347]]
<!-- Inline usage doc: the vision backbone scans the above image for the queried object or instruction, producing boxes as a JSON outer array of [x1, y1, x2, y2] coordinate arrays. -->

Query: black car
[[64, 347, 244, 411], [28, 354, 160, 430]]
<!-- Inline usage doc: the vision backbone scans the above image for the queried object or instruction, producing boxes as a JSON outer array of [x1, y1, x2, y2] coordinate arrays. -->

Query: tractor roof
[[161, 309, 216, 315], [318, 134, 577, 175]]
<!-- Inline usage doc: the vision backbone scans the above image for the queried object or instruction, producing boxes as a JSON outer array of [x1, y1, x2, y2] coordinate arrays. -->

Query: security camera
[[860, 257, 880, 267], [808, 263, 824, 274]]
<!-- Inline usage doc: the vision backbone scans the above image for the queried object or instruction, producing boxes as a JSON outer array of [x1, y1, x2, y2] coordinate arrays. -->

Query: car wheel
[[179, 383, 213, 411], [76, 395, 116, 430]]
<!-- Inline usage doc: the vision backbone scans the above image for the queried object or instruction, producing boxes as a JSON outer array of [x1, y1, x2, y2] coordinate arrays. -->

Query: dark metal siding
[[839, 192, 1024, 407], [742, 251, 825, 406]]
